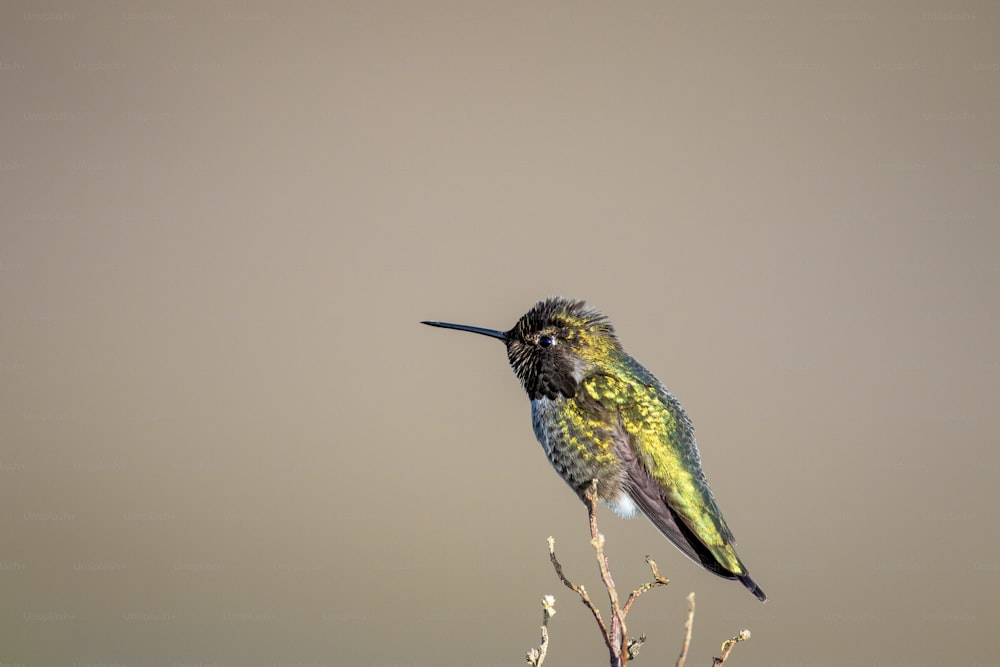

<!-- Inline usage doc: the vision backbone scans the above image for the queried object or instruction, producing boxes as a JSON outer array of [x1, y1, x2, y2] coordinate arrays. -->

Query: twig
[[676, 592, 695, 667], [525, 595, 556, 666], [712, 629, 751, 666], [583, 485, 629, 663], [622, 556, 670, 616], [547, 536, 611, 650]]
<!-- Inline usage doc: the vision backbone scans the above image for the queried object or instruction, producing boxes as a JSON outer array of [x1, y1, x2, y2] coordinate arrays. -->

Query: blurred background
[[2, 2, 998, 665]]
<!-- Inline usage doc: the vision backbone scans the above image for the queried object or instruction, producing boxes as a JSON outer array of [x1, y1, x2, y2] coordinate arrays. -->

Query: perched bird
[[423, 297, 766, 601]]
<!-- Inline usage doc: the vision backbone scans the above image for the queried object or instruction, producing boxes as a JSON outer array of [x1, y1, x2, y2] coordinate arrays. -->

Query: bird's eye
[[538, 334, 556, 348]]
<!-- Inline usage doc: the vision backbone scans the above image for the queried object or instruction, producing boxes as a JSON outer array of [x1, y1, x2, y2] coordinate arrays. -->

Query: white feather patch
[[607, 492, 639, 518]]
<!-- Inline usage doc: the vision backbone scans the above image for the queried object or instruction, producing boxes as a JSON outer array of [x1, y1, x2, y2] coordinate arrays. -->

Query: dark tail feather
[[738, 573, 767, 602]]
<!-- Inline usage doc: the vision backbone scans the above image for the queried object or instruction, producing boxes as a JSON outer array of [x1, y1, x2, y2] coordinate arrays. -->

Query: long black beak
[[422, 320, 507, 341]]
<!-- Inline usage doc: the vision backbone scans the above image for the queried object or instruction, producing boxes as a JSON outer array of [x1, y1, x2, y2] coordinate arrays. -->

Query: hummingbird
[[423, 297, 766, 601]]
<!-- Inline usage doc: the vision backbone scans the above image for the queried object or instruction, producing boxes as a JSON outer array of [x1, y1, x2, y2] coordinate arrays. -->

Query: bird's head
[[423, 297, 621, 400]]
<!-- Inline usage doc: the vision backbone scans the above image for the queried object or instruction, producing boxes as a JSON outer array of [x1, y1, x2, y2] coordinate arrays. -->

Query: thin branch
[[584, 485, 628, 663], [525, 595, 556, 666], [675, 592, 695, 667], [622, 556, 670, 616], [712, 629, 751, 666], [547, 536, 612, 651]]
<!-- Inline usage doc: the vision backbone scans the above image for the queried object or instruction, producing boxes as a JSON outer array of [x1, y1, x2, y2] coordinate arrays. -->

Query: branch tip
[[712, 627, 751, 666]]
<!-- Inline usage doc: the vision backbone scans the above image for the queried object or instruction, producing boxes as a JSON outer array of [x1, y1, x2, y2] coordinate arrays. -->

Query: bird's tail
[[737, 573, 767, 602]]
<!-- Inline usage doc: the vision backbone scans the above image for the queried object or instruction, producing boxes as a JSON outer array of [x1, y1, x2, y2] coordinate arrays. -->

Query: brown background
[[2, 2, 998, 666]]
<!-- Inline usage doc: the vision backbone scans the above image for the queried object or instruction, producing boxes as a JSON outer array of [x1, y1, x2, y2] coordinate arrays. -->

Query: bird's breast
[[530, 396, 624, 498], [530, 397, 559, 456]]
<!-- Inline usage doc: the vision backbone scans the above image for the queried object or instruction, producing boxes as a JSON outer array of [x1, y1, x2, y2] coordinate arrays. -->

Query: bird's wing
[[582, 370, 746, 578]]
